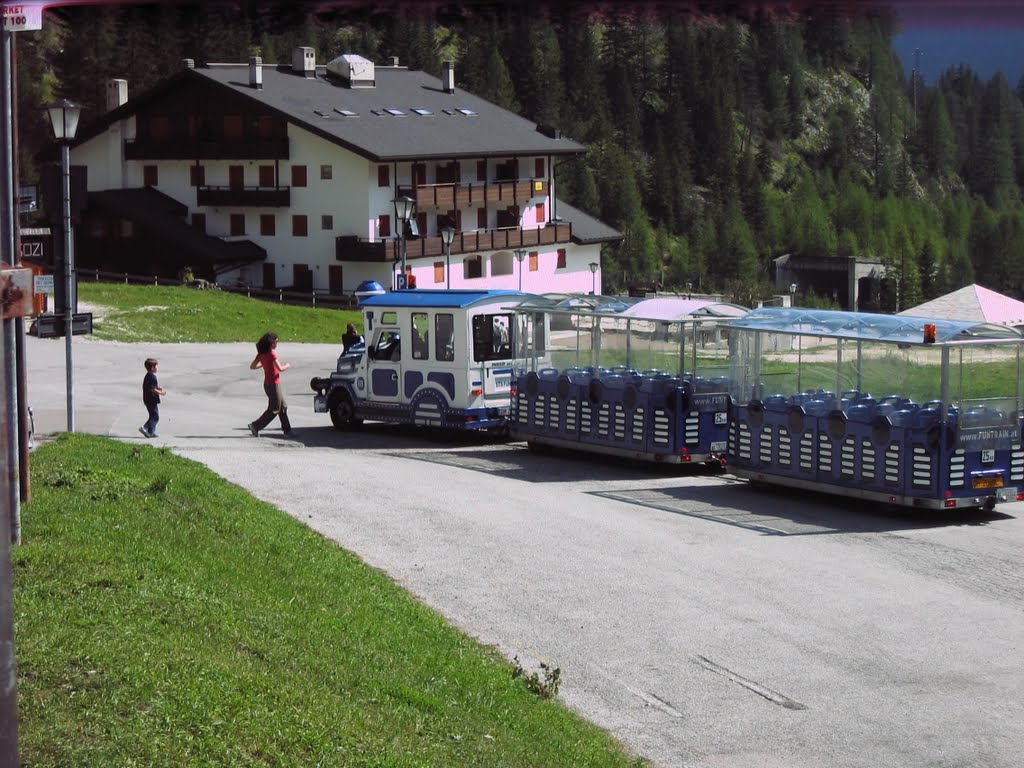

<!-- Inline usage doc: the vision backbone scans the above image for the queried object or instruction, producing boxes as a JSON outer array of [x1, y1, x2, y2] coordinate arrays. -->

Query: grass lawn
[[16, 434, 646, 767], [78, 281, 362, 344]]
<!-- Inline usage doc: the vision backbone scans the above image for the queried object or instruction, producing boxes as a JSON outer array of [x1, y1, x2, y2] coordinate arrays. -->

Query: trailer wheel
[[329, 391, 361, 430]]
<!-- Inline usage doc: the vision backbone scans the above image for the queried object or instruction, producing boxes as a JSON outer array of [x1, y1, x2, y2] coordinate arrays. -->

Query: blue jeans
[[144, 402, 160, 434]]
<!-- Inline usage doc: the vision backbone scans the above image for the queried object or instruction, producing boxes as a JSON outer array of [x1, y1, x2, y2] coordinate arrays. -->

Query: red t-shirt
[[258, 350, 280, 385]]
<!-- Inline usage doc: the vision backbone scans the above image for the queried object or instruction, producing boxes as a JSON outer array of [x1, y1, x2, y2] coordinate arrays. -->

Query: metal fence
[[79, 269, 358, 310]]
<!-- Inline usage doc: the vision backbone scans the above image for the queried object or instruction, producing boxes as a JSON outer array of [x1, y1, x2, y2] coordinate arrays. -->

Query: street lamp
[[393, 195, 415, 289], [514, 248, 527, 292], [686, 281, 692, 300], [589, 261, 599, 295], [440, 226, 455, 290], [46, 98, 82, 432], [789, 283, 797, 307]]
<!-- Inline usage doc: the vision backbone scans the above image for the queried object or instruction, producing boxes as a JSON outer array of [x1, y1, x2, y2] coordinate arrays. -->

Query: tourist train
[[310, 288, 1024, 511]]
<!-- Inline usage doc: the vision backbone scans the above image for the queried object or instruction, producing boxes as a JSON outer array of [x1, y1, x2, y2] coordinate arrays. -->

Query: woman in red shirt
[[248, 332, 292, 436]]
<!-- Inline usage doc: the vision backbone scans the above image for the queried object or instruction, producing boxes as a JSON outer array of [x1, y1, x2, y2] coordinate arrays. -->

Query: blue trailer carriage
[[311, 289, 532, 431], [726, 307, 1024, 511], [509, 295, 747, 465]]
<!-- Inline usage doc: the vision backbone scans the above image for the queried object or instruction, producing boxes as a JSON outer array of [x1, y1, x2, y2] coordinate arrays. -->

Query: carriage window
[[372, 330, 401, 361], [472, 313, 513, 362], [435, 313, 455, 361], [411, 312, 429, 360]]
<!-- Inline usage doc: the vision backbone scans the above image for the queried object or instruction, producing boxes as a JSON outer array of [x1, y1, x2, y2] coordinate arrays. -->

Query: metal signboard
[[33, 274, 53, 295], [1, 4, 43, 32]]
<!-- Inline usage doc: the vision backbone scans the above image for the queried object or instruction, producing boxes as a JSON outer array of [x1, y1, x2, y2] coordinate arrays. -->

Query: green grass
[[16, 435, 646, 768], [78, 282, 361, 343]]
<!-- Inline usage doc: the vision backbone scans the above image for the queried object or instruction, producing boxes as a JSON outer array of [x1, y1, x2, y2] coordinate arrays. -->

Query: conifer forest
[[16, 1, 1024, 309]]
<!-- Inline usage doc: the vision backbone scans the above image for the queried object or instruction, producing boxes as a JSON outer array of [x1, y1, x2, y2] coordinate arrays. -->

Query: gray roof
[[554, 200, 622, 245], [187, 62, 586, 163]]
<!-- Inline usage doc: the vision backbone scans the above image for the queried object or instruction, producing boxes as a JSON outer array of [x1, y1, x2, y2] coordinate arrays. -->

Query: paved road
[[23, 334, 1024, 768]]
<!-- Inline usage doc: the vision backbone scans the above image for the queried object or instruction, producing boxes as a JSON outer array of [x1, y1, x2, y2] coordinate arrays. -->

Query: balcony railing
[[399, 178, 548, 209], [335, 221, 572, 263], [124, 137, 290, 161], [197, 186, 291, 207]]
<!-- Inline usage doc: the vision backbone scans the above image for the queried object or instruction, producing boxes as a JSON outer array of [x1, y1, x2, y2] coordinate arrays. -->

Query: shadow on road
[[591, 478, 1017, 536]]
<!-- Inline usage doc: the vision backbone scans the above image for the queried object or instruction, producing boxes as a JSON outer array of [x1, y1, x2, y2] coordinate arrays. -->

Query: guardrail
[[79, 269, 358, 310]]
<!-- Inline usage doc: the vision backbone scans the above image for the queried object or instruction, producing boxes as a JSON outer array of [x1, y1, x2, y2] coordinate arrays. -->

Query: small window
[[291, 165, 307, 187], [536, 202, 545, 222], [320, 165, 332, 180], [433, 261, 445, 285], [230, 214, 245, 236], [464, 254, 482, 279], [143, 165, 158, 186], [529, 251, 538, 272], [189, 165, 205, 187], [256, 115, 274, 138], [381, 311, 398, 325], [476, 160, 486, 182], [456, 108, 477, 116], [229, 166, 244, 189], [292, 215, 308, 237], [411, 312, 429, 360], [535, 158, 545, 177], [321, 215, 333, 230], [260, 214, 275, 236], [334, 108, 358, 117], [385, 108, 405, 116], [191, 213, 206, 233], [556, 248, 566, 269], [259, 165, 275, 187], [472, 314, 513, 362], [149, 116, 169, 139], [378, 165, 390, 187], [379, 214, 391, 238], [223, 115, 243, 139], [477, 208, 487, 229], [313, 109, 329, 118], [435, 313, 454, 361], [412, 108, 433, 116]]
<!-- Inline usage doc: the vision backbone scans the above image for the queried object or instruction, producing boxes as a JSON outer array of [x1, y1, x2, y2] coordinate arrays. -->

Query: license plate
[[972, 475, 1004, 489], [710, 441, 727, 452], [981, 449, 995, 464], [494, 378, 510, 388]]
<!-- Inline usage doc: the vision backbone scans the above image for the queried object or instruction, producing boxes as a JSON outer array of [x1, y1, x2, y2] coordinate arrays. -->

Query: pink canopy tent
[[898, 284, 1024, 327]]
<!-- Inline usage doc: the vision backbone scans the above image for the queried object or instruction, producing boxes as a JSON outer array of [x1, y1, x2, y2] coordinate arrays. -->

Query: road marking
[[694, 655, 808, 710], [626, 686, 684, 718]]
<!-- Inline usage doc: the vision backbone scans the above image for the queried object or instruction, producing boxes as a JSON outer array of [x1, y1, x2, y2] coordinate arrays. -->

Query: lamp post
[[789, 282, 797, 307], [686, 281, 692, 300], [46, 99, 82, 432], [514, 248, 526, 292], [440, 226, 455, 290], [393, 195, 415, 289], [589, 261, 599, 295]]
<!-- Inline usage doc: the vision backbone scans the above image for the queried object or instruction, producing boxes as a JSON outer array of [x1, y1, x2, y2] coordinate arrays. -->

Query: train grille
[[799, 433, 814, 472], [684, 412, 699, 445], [566, 399, 578, 432], [652, 409, 670, 446], [632, 408, 645, 442], [840, 437, 856, 478], [1011, 444, 1024, 483], [549, 399, 560, 430], [516, 393, 529, 424], [613, 404, 626, 440], [949, 449, 965, 488], [596, 403, 610, 438], [884, 444, 901, 485], [759, 425, 773, 464], [911, 446, 933, 488], [861, 439, 876, 481], [736, 423, 751, 460], [778, 430, 792, 468], [580, 401, 592, 433], [818, 434, 832, 473]]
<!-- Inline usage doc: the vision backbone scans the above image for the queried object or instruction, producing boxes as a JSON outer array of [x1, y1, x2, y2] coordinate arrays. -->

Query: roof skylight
[[456, 108, 477, 116], [412, 108, 433, 116], [334, 108, 359, 117], [385, 108, 405, 116]]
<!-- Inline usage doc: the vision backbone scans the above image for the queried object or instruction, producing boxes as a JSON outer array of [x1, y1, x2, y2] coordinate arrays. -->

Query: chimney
[[442, 60, 455, 93], [249, 56, 262, 90], [182, 58, 194, 69], [292, 46, 316, 77], [106, 79, 128, 111]]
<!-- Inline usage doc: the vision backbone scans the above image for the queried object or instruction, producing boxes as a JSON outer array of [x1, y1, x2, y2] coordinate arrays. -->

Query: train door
[[367, 312, 403, 404], [471, 311, 515, 401]]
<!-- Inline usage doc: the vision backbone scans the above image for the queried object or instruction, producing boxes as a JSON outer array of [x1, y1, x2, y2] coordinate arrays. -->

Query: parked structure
[[57, 50, 621, 295]]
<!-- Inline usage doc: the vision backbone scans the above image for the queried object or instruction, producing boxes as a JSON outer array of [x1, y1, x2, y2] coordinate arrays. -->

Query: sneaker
[[139, 426, 152, 438], [248, 423, 259, 436], [149, 433, 158, 438]]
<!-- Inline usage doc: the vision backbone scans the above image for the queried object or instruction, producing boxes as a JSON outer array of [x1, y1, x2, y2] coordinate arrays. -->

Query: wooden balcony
[[196, 186, 290, 207], [400, 178, 548, 209], [335, 221, 573, 263], [124, 137, 290, 161]]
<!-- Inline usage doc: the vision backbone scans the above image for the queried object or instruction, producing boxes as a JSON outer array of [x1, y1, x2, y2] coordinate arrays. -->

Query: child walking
[[139, 358, 166, 438], [248, 332, 292, 436]]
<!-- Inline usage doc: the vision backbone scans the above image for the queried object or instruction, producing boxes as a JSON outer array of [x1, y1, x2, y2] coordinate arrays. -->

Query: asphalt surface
[[22, 333, 1024, 768]]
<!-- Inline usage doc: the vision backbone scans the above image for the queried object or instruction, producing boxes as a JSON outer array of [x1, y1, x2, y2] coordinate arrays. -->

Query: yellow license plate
[[972, 476, 1004, 489]]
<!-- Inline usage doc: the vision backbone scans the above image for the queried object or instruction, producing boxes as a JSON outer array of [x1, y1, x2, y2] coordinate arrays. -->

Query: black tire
[[329, 392, 361, 430]]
